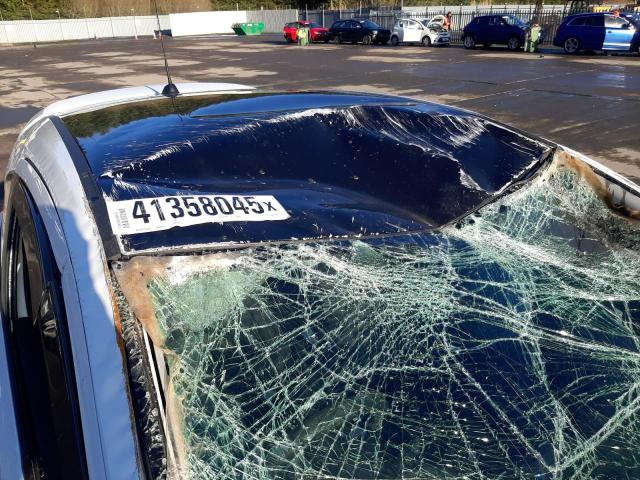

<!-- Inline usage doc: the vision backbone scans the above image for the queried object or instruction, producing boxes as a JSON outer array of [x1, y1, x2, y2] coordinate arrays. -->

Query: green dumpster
[[232, 22, 265, 36]]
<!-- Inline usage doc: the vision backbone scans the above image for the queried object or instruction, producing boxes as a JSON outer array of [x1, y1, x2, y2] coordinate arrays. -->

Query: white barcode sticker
[[106, 194, 290, 235]]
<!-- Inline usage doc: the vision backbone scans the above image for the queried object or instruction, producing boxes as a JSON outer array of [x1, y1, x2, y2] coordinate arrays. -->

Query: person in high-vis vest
[[298, 25, 310, 46], [525, 22, 542, 53]]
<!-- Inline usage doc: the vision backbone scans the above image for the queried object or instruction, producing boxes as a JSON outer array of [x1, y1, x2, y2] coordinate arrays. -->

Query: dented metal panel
[[113, 151, 640, 479], [62, 92, 552, 255]]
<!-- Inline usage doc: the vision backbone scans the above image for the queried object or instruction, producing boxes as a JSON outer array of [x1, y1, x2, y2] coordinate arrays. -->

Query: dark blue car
[[462, 14, 528, 50], [553, 13, 636, 54]]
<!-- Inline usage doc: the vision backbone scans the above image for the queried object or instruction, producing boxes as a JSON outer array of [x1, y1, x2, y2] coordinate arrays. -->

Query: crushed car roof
[[58, 91, 553, 255]]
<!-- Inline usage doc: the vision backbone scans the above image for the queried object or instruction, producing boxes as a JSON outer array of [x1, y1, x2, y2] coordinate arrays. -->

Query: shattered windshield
[[113, 152, 640, 479]]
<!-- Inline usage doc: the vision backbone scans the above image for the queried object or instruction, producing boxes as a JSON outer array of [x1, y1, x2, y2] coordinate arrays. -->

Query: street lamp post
[[55, 9, 64, 41], [131, 8, 138, 39]]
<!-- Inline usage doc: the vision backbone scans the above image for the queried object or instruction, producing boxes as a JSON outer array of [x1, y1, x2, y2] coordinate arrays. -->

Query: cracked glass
[[114, 156, 640, 479]]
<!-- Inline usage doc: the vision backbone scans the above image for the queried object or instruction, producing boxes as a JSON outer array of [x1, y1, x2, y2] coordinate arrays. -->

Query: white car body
[[391, 17, 450, 46]]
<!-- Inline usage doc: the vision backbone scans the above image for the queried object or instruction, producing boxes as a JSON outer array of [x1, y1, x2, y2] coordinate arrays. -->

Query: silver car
[[390, 16, 450, 46]]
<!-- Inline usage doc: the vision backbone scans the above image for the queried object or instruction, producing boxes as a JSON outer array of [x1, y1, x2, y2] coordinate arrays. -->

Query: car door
[[472, 17, 488, 43], [604, 14, 635, 50], [330, 20, 342, 39], [404, 19, 422, 43], [582, 15, 605, 49], [350, 21, 364, 42], [494, 16, 512, 44], [337, 20, 351, 41], [1, 178, 88, 480]]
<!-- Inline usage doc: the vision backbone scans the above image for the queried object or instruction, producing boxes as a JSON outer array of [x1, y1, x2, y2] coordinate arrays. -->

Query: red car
[[283, 21, 330, 43]]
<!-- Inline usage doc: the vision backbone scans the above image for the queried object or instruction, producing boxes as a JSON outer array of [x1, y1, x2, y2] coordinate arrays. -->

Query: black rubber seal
[[50, 116, 120, 260]]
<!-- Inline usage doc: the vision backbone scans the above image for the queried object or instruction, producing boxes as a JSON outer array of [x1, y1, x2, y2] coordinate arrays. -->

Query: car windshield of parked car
[[114, 151, 640, 479], [361, 20, 380, 29], [502, 15, 526, 27]]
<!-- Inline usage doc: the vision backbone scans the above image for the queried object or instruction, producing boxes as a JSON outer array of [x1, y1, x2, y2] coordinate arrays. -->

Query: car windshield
[[114, 152, 640, 479], [503, 15, 527, 27], [361, 20, 380, 29], [307, 22, 322, 28]]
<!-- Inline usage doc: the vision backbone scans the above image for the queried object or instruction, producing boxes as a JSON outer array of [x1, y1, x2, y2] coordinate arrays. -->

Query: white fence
[[0, 15, 170, 44], [169, 11, 246, 36], [0, 9, 298, 44]]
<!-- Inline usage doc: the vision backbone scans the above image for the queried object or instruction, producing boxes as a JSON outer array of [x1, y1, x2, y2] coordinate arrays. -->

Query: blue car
[[554, 12, 637, 54], [462, 14, 528, 50]]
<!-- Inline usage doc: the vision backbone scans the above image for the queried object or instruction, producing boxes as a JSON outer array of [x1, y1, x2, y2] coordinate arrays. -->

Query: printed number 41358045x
[[107, 194, 290, 235]]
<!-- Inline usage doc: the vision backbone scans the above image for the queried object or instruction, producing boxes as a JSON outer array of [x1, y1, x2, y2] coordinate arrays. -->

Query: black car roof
[[59, 91, 552, 256]]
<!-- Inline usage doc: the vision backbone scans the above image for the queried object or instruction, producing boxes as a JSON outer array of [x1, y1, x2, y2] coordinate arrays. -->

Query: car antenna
[[153, 0, 179, 97]]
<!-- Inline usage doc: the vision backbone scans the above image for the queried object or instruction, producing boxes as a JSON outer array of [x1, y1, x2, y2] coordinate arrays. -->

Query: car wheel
[[463, 35, 476, 49], [421, 36, 432, 47], [390, 36, 399, 46], [563, 37, 580, 54], [337, 34, 343, 44], [507, 36, 520, 51], [363, 34, 373, 45]]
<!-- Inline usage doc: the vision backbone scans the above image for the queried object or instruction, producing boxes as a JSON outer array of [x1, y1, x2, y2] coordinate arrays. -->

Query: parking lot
[[1, 33, 639, 182]]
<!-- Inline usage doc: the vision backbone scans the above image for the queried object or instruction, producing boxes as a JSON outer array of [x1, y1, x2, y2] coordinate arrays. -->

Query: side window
[[569, 17, 586, 26], [605, 15, 629, 28], [585, 15, 604, 27], [2, 179, 87, 479]]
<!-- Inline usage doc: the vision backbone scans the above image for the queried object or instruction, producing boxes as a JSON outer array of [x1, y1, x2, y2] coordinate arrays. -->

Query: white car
[[390, 16, 450, 47], [2, 82, 640, 479]]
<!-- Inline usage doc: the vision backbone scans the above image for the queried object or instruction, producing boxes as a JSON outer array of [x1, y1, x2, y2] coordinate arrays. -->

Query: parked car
[[390, 17, 450, 46], [554, 13, 636, 54], [329, 19, 391, 45], [283, 20, 330, 43], [2, 82, 640, 479], [462, 14, 528, 50]]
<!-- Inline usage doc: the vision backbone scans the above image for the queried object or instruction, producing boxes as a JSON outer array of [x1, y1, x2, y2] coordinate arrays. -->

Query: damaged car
[[1, 82, 640, 480], [390, 17, 450, 47]]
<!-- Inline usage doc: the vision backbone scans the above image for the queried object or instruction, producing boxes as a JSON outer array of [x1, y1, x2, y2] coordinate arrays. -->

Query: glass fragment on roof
[[114, 157, 640, 479]]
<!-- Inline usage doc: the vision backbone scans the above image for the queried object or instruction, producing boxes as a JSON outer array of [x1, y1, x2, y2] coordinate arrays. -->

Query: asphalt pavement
[[1, 33, 639, 181]]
